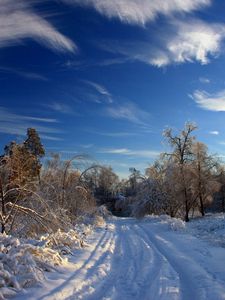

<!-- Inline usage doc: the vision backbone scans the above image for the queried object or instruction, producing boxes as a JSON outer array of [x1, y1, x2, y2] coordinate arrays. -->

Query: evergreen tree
[[24, 128, 45, 158]]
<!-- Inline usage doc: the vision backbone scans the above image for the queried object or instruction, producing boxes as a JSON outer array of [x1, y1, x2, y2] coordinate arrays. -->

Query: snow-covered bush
[[95, 205, 112, 219], [167, 217, 186, 231], [0, 233, 68, 300], [0, 220, 94, 300], [131, 179, 166, 218], [40, 229, 83, 255], [78, 205, 112, 228]]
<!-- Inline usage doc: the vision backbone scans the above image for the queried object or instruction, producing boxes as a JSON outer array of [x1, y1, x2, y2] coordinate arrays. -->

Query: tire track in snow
[[69, 226, 116, 298], [139, 223, 225, 300], [81, 219, 179, 300], [132, 224, 180, 300], [69, 226, 116, 299], [38, 226, 114, 300], [81, 220, 138, 300]]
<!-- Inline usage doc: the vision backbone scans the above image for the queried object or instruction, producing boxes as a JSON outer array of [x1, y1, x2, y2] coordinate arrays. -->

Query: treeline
[[1, 123, 225, 236], [117, 122, 225, 221], [0, 129, 121, 236]]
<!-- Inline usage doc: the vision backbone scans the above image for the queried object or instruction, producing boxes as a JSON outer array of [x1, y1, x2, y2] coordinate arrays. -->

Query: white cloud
[[47, 102, 73, 114], [191, 89, 225, 111], [80, 144, 94, 149], [0, 124, 60, 136], [64, 57, 131, 70], [97, 132, 137, 137], [0, 0, 76, 53], [64, 0, 210, 25], [40, 135, 63, 141], [199, 77, 210, 84], [0, 107, 62, 139], [102, 148, 130, 154], [0, 66, 48, 81], [209, 131, 219, 135], [99, 147, 160, 158], [86, 129, 138, 137], [0, 107, 57, 123], [59, 150, 78, 154], [164, 20, 225, 65], [105, 102, 150, 126], [82, 80, 113, 103], [99, 19, 225, 67]]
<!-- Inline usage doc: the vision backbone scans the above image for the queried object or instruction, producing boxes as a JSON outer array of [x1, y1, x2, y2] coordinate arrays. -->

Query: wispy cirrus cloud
[[80, 144, 94, 149], [63, 57, 131, 71], [99, 19, 225, 67], [0, 66, 48, 81], [0, 107, 62, 140], [105, 102, 150, 126], [82, 80, 113, 103], [87, 129, 138, 137], [39, 135, 63, 141], [209, 131, 219, 135], [63, 0, 210, 26], [98, 147, 160, 158], [46, 102, 74, 114], [199, 77, 210, 84], [191, 89, 225, 111], [63, 0, 223, 68], [0, 107, 57, 123], [0, 0, 76, 53]]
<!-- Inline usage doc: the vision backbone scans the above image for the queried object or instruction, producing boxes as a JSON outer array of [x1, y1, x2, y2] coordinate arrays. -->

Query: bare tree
[[145, 158, 181, 218], [217, 165, 225, 212], [190, 142, 220, 216], [41, 154, 96, 222], [163, 122, 197, 221]]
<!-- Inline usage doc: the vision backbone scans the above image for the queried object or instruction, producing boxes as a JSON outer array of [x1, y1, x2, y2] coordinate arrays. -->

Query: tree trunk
[[222, 187, 225, 213], [184, 186, 189, 222], [1, 223, 5, 234], [184, 203, 189, 222], [222, 197, 225, 213], [199, 194, 205, 216], [181, 166, 189, 222], [0, 178, 5, 233]]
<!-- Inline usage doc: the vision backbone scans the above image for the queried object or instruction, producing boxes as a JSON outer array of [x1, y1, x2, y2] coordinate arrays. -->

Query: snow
[[7, 214, 225, 300], [0, 224, 92, 300], [187, 213, 225, 247]]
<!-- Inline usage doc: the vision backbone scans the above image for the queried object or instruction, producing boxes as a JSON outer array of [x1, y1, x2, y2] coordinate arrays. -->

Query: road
[[16, 217, 225, 300]]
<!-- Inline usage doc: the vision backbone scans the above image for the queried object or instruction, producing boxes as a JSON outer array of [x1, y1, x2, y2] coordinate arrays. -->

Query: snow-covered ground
[[9, 214, 225, 300]]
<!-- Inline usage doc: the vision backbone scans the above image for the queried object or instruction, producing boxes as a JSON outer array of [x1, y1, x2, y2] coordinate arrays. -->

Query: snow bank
[[0, 223, 93, 300], [145, 214, 186, 232], [0, 233, 66, 300], [145, 213, 225, 247], [167, 217, 186, 231], [187, 213, 225, 247], [40, 228, 85, 255], [80, 205, 112, 228]]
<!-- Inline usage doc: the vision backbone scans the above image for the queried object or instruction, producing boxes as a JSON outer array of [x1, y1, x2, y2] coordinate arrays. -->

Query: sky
[[1, 0, 225, 178]]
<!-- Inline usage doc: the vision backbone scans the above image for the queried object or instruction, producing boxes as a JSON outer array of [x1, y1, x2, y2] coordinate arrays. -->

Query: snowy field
[[6, 214, 225, 300]]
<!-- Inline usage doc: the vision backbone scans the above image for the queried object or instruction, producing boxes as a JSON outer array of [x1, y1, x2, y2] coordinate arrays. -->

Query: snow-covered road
[[16, 217, 225, 300]]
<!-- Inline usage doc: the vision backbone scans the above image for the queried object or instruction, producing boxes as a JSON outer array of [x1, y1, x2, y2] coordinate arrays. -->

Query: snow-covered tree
[[190, 142, 220, 216], [163, 122, 197, 221]]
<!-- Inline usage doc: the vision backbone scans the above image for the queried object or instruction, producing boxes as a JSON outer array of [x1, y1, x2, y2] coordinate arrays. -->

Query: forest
[[1, 122, 225, 238]]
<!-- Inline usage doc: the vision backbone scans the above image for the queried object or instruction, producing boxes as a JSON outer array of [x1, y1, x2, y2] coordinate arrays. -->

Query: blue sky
[[1, 0, 225, 178]]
